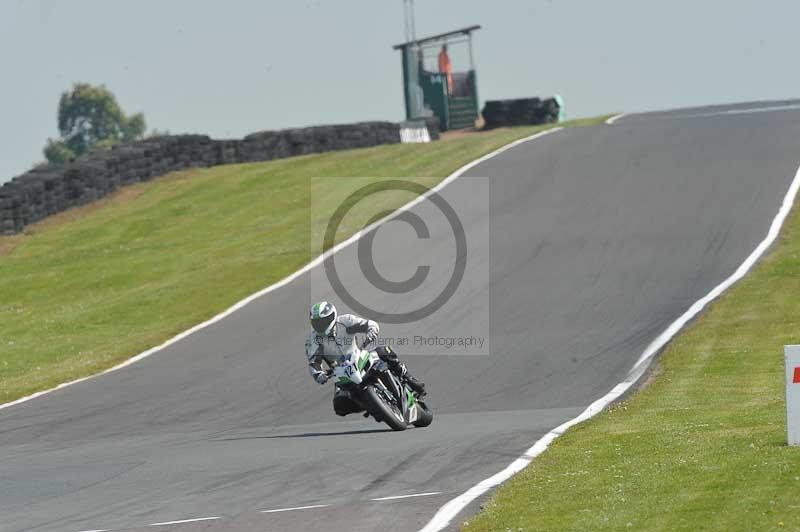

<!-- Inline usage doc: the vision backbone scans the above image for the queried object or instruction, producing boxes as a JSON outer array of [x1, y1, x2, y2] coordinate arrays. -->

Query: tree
[[43, 139, 75, 165], [43, 83, 146, 164]]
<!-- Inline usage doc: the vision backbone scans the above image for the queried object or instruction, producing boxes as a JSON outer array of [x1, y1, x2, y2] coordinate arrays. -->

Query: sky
[[2, 0, 799, 182]]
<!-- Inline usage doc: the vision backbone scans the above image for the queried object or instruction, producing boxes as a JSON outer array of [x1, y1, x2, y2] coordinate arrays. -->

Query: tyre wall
[[481, 97, 561, 129], [0, 120, 438, 235]]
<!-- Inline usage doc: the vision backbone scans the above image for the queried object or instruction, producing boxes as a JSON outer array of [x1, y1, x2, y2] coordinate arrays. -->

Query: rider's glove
[[315, 372, 329, 385], [365, 330, 378, 345]]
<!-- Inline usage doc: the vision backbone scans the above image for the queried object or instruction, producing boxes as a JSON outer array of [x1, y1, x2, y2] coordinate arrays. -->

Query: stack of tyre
[[0, 188, 17, 234], [482, 97, 561, 129], [0, 121, 439, 236]]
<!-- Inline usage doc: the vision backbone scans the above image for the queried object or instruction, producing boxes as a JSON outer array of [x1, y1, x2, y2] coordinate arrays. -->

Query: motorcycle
[[329, 345, 433, 431]]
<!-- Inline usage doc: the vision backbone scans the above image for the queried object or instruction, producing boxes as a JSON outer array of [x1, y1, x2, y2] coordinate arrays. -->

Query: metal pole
[[403, 0, 417, 44], [468, 33, 475, 70], [402, 0, 423, 119]]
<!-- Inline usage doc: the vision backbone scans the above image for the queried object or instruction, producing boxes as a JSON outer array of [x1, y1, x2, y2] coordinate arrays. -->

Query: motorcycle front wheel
[[363, 384, 407, 431]]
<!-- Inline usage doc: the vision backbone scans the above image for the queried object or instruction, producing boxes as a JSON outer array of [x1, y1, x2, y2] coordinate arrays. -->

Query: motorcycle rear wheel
[[412, 400, 433, 428]]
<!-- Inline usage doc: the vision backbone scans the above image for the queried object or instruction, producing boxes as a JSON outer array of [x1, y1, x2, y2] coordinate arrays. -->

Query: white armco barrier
[[785, 345, 800, 445]]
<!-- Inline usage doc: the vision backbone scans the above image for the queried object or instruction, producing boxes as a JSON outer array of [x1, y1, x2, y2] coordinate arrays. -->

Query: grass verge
[[0, 117, 607, 404], [463, 177, 800, 530]]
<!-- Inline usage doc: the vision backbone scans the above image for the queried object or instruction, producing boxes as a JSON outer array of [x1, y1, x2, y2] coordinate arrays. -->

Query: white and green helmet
[[310, 301, 337, 335]]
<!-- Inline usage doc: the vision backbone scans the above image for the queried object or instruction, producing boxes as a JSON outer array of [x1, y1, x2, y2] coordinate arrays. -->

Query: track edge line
[[418, 164, 800, 532]]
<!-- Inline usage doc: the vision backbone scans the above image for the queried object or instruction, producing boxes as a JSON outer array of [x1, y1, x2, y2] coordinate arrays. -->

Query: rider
[[305, 301, 426, 416]]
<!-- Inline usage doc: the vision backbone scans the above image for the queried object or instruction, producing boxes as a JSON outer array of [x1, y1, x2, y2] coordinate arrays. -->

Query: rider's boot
[[391, 360, 426, 396], [404, 372, 427, 396], [377, 346, 426, 396]]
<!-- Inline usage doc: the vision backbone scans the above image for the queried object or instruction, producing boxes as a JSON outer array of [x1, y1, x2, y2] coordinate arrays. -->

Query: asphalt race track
[[3, 101, 800, 532]]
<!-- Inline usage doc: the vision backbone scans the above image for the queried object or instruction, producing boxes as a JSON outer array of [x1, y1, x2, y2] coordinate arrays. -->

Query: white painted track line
[[0, 126, 563, 413], [371, 491, 443, 501], [261, 504, 330, 513], [148, 516, 222, 526], [605, 103, 800, 128], [418, 164, 800, 531], [680, 103, 800, 120]]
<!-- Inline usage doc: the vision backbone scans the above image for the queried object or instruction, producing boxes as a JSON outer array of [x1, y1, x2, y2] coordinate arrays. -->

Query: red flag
[[794, 367, 800, 384]]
